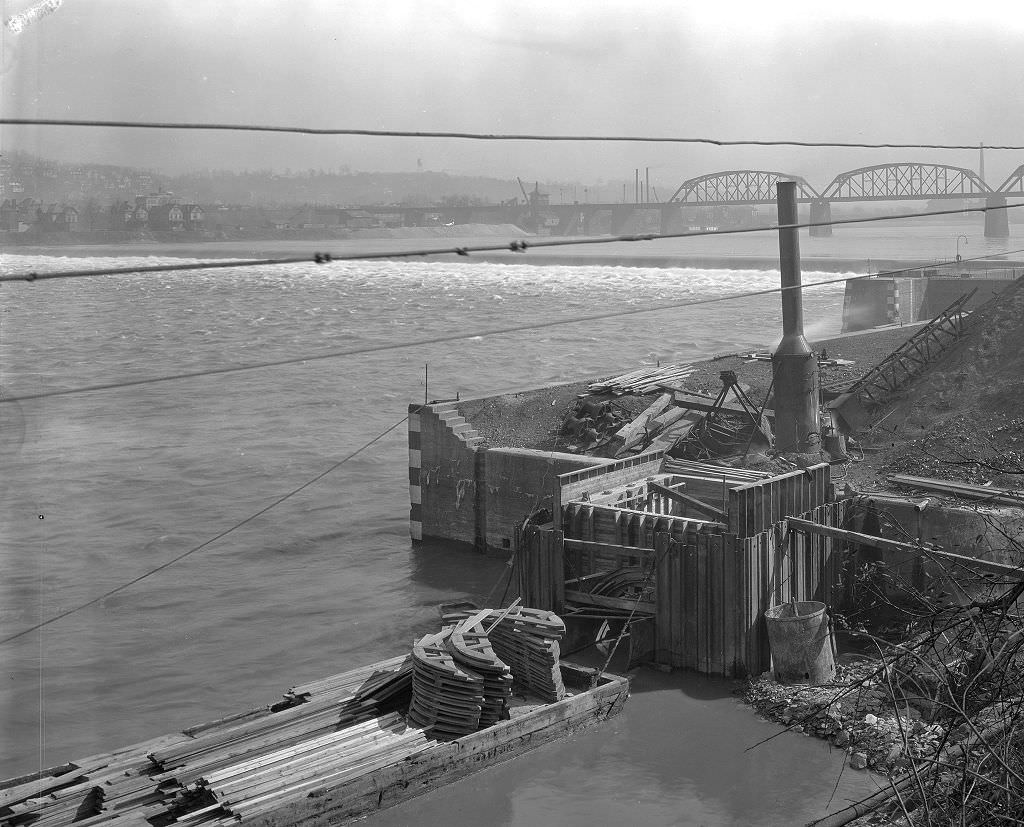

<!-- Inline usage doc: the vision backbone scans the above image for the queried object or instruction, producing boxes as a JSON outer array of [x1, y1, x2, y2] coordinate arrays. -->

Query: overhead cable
[[6, 245, 1024, 405], [4, 201, 1024, 285], [2, 118, 1023, 150], [0, 411, 416, 646]]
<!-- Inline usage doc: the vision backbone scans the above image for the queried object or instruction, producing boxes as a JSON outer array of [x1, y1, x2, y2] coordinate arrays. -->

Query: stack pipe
[[771, 181, 820, 453]]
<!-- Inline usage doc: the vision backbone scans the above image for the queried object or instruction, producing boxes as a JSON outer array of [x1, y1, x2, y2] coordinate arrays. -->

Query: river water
[[1, 222, 1016, 824]]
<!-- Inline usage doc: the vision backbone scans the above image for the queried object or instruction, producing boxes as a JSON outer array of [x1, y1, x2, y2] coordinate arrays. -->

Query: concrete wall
[[841, 278, 898, 332], [894, 277, 926, 325], [483, 448, 604, 552], [917, 278, 1010, 320], [411, 402, 484, 547], [841, 276, 1015, 333], [845, 494, 1024, 604], [411, 400, 613, 552]]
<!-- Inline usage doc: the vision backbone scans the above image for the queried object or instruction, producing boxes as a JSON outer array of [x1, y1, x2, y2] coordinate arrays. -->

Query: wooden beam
[[563, 538, 655, 555], [787, 517, 1021, 577], [649, 481, 727, 522], [564, 591, 656, 614], [670, 391, 773, 419], [887, 474, 1024, 507], [614, 393, 674, 445]]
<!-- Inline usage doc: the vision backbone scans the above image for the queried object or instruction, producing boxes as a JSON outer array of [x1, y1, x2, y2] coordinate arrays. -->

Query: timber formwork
[[516, 459, 848, 678]]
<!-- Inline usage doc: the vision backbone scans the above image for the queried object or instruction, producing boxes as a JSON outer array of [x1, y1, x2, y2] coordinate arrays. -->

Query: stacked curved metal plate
[[446, 611, 514, 727], [407, 630, 485, 739], [444, 606, 566, 703]]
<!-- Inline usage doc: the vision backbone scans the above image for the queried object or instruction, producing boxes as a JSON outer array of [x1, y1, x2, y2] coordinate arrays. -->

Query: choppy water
[[1, 245, 904, 824]]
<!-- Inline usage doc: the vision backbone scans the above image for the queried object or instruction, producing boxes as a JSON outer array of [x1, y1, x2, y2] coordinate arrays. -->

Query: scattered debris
[[745, 659, 947, 776], [669, 370, 774, 460]]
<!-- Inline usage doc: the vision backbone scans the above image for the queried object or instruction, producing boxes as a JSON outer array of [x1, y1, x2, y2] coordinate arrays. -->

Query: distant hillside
[[162, 168, 524, 207], [0, 152, 552, 207]]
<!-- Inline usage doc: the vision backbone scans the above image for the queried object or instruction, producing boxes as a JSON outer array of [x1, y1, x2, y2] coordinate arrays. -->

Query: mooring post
[[772, 181, 821, 454]]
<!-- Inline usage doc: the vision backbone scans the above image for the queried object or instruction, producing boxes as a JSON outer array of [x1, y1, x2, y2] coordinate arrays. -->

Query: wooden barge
[[0, 613, 628, 827]]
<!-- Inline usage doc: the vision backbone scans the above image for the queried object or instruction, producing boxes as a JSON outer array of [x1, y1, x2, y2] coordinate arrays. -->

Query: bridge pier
[[809, 199, 832, 237], [659, 204, 685, 235], [610, 207, 635, 235], [984, 195, 1010, 238]]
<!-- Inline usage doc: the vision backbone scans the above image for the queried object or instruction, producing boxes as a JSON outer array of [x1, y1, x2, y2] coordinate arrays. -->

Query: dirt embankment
[[840, 278, 1024, 493]]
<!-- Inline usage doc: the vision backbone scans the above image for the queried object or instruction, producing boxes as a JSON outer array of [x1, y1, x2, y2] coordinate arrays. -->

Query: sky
[[2, 0, 1023, 189]]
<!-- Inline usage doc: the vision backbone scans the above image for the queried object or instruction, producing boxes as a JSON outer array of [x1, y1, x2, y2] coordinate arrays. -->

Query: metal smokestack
[[772, 181, 820, 454]]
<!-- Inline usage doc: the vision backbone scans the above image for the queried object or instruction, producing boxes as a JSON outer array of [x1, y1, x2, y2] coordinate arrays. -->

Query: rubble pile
[[745, 659, 950, 775]]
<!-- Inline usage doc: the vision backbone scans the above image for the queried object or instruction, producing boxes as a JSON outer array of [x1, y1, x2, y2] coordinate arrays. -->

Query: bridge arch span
[[668, 170, 821, 205], [822, 163, 992, 201], [997, 164, 1024, 195]]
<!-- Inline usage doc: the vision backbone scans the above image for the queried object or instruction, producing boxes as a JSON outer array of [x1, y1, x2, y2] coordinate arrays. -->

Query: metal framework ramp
[[829, 289, 976, 429]]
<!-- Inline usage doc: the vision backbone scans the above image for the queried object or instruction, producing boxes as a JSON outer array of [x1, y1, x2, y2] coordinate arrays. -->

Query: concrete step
[[449, 422, 474, 435]]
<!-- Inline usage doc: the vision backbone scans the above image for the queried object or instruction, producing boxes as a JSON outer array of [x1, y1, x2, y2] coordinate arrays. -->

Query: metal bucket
[[764, 600, 837, 685]]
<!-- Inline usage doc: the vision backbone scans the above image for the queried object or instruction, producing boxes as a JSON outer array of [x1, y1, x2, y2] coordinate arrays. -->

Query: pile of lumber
[[282, 653, 412, 705], [407, 630, 486, 739], [447, 611, 514, 728], [192, 713, 430, 823], [0, 753, 173, 827], [149, 657, 414, 785], [444, 606, 567, 703], [589, 364, 694, 395]]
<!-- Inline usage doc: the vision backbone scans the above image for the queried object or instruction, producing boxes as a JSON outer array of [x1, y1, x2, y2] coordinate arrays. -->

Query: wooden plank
[[708, 534, 725, 677], [757, 530, 772, 675], [670, 391, 775, 419], [563, 591, 656, 614], [655, 533, 671, 665], [614, 393, 674, 445], [787, 517, 1022, 577], [552, 532, 565, 614], [695, 536, 708, 674], [886, 473, 1024, 506], [718, 535, 733, 677], [0, 771, 96, 807], [670, 540, 684, 669], [741, 536, 758, 677]]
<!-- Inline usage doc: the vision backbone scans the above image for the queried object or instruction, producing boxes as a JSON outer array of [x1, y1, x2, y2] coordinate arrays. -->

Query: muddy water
[[0, 245, 915, 823]]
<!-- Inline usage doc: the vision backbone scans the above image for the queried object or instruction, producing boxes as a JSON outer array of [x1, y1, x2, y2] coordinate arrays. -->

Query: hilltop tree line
[[0, 152, 606, 208]]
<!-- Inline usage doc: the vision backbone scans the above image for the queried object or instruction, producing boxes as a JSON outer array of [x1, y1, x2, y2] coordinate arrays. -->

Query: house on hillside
[[35, 204, 79, 232], [107, 200, 136, 229], [148, 203, 185, 231], [129, 205, 149, 229], [135, 193, 170, 209], [0, 198, 39, 231], [181, 204, 204, 230]]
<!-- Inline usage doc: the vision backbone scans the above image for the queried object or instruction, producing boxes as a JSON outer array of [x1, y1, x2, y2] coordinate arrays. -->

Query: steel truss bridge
[[359, 162, 1023, 238], [667, 163, 1024, 205]]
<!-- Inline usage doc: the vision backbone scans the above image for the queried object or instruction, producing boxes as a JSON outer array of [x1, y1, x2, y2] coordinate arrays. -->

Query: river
[[2, 220, 1016, 824]]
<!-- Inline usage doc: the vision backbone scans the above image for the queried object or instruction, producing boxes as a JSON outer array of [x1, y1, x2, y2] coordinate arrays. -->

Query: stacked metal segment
[[446, 610, 515, 727], [443, 606, 566, 703], [407, 630, 486, 738]]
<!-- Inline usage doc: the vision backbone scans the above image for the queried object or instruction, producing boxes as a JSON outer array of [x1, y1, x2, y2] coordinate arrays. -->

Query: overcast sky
[[3, 0, 1023, 188]]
